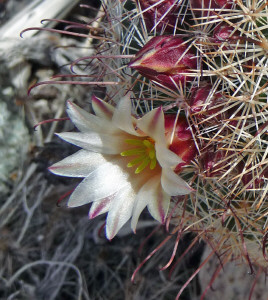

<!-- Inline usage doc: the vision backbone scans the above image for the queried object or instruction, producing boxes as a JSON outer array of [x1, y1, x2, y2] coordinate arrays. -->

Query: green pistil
[[120, 138, 157, 174]]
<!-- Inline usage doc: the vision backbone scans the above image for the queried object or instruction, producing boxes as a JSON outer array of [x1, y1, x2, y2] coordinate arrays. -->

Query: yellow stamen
[[125, 139, 144, 146], [149, 149, 156, 160], [135, 157, 150, 174], [121, 137, 158, 174], [121, 148, 145, 156], [150, 158, 157, 170], [127, 155, 146, 168], [143, 140, 153, 148]]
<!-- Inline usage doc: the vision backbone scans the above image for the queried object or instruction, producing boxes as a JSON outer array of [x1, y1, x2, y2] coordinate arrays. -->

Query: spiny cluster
[[28, 0, 268, 292], [107, 0, 267, 270]]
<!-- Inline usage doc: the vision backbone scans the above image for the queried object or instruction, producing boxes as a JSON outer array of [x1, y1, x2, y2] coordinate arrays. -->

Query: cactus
[[30, 0, 268, 298], [130, 0, 268, 284]]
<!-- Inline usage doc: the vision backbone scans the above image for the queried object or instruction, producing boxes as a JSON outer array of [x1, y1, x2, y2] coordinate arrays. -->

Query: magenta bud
[[238, 163, 268, 190], [136, 0, 181, 32], [202, 150, 226, 177], [189, 84, 223, 119], [129, 36, 197, 89], [214, 0, 232, 7], [213, 24, 240, 42], [190, 0, 232, 16], [165, 115, 197, 172]]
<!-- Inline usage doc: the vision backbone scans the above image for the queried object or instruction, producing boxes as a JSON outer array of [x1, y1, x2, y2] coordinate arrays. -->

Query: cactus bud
[[213, 24, 240, 43], [136, 0, 181, 32], [165, 114, 197, 171], [129, 36, 197, 89], [238, 163, 268, 190], [189, 84, 223, 119], [201, 150, 227, 177], [190, 0, 232, 16]]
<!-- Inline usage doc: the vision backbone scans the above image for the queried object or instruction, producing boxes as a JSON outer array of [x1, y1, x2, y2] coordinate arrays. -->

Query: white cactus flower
[[49, 94, 193, 239]]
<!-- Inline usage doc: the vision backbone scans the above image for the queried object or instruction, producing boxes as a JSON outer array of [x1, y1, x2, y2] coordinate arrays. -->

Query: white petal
[[56, 132, 127, 154], [136, 107, 166, 144], [89, 196, 112, 219], [68, 160, 130, 207], [130, 174, 158, 231], [155, 144, 183, 168], [48, 150, 107, 177], [67, 101, 119, 134], [92, 95, 114, 120], [139, 174, 170, 224], [161, 168, 193, 196], [112, 93, 140, 136], [106, 185, 136, 239], [148, 196, 170, 224]]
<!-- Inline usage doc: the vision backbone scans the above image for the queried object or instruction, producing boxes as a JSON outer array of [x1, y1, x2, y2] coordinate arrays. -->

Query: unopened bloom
[[165, 115, 197, 172], [49, 94, 193, 239], [238, 163, 268, 190], [190, 0, 232, 16], [213, 24, 240, 44], [189, 83, 223, 119], [136, 0, 181, 32], [201, 150, 227, 177], [129, 36, 197, 89]]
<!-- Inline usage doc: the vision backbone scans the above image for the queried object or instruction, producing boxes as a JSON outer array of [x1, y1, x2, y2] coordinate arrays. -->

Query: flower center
[[120, 138, 157, 174]]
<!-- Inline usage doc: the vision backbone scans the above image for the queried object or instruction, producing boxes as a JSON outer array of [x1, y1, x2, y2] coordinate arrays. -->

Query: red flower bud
[[129, 36, 197, 89], [190, 0, 232, 16], [164, 114, 197, 172], [238, 163, 268, 190], [213, 24, 240, 43], [136, 0, 181, 32], [201, 150, 226, 177], [189, 84, 223, 119]]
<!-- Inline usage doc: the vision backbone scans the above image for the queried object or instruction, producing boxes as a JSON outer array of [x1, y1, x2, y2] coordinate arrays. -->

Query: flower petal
[[92, 95, 114, 120], [112, 93, 140, 136], [136, 107, 166, 144], [56, 132, 127, 154], [130, 174, 160, 231], [131, 174, 170, 230], [105, 185, 136, 239], [67, 159, 130, 207], [89, 196, 112, 219], [145, 175, 170, 224], [155, 144, 183, 168], [67, 101, 119, 134], [48, 150, 107, 177], [161, 168, 193, 196]]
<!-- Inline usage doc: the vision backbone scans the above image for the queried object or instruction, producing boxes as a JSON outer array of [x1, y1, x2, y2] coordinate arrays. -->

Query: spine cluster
[[31, 0, 268, 294], [111, 0, 268, 270]]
